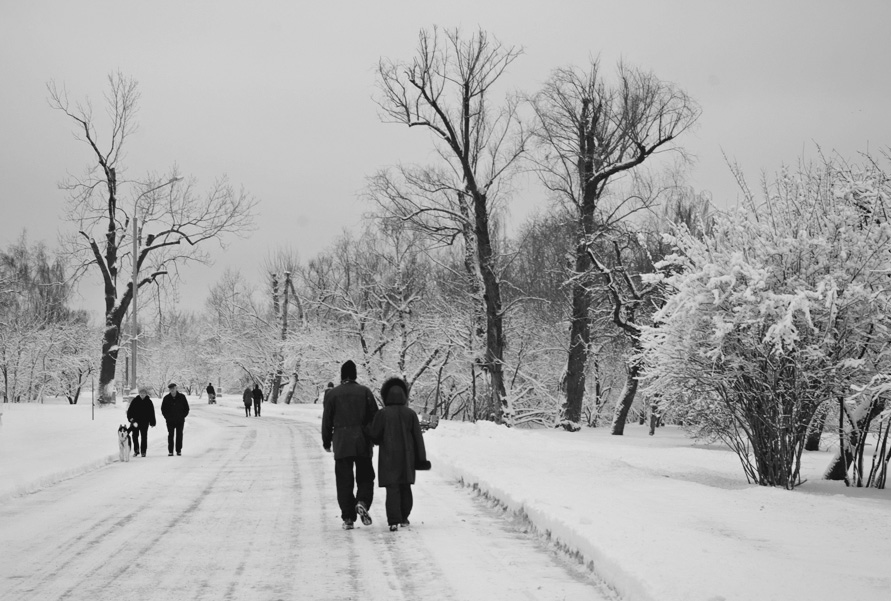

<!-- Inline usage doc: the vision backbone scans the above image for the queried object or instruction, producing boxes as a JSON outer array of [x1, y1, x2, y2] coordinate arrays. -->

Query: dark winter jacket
[[368, 377, 428, 487], [127, 395, 157, 429], [321, 380, 379, 459], [206, 384, 216, 396], [252, 387, 264, 403], [161, 392, 190, 423], [242, 387, 253, 407]]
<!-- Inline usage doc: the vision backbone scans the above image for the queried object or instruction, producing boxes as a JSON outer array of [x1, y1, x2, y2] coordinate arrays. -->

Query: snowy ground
[[1, 397, 889, 601]]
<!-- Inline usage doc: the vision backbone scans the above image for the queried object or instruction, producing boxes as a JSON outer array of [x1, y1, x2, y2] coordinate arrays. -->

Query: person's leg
[[167, 421, 174, 454], [385, 485, 402, 527], [334, 458, 357, 522], [131, 428, 140, 456], [175, 422, 184, 454], [355, 456, 376, 510], [401, 484, 413, 524], [140, 426, 149, 455]]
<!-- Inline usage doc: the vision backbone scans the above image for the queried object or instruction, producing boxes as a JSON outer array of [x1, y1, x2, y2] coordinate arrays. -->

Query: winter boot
[[342, 519, 354, 530], [356, 502, 372, 526], [389, 525, 398, 532], [400, 520, 410, 528]]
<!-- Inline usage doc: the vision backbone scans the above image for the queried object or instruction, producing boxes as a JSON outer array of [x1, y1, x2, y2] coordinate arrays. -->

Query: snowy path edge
[[434, 459, 655, 601], [0, 453, 119, 503]]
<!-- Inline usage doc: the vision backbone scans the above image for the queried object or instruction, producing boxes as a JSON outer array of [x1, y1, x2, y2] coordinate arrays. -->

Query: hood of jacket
[[380, 377, 408, 406]]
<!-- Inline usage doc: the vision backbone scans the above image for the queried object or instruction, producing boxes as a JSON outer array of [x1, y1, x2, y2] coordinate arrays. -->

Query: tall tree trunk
[[611, 355, 641, 435], [474, 193, 507, 422], [563, 246, 593, 427], [805, 403, 828, 451], [98, 323, 121, 404]]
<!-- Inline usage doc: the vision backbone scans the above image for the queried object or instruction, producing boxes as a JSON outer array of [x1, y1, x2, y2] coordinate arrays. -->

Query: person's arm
[[183, 395, 190, 418], [321, 395, 334, 451], [411, 411, 430, 469], [149, 401, 157, 427]]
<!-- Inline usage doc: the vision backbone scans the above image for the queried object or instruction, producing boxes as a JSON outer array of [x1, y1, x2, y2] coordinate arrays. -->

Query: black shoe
[[389, 524, 399, 532], [168, 452, 173, 456], [400, 520, 410, 527], [342, 519, 354, 530], [141, 453, 146, 457], [176, 452, 181, 456], [356, 502, 372, 526]]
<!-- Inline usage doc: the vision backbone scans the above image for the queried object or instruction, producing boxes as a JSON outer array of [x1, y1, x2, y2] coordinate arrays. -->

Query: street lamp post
[[129, 176, 181, 394]]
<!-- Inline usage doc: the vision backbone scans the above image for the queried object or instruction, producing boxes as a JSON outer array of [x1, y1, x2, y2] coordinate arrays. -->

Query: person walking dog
[[321, 360, 379, 530], [368, 377, 431, 531], [127, 386, 157, 457], [161, 383, 190, 456]]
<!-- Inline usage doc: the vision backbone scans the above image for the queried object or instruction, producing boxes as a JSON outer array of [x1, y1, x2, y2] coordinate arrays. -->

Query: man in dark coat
[[127, 386, 157, 457], [368, 377, 430, 531], [251, 383, 264, 417], [206, 382, 216, 404], [321, 360, 379, 530], [242, 385, 253, 417], [160, 383, 190, 456]]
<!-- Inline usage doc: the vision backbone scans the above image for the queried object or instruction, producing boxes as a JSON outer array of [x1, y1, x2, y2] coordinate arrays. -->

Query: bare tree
[[373, 27, 527, 423], [529, 60, 699, 428], [48, 72, 257, 403]]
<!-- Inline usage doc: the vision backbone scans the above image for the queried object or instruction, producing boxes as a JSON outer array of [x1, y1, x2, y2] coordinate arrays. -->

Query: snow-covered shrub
[[640, 155, 891, 488]]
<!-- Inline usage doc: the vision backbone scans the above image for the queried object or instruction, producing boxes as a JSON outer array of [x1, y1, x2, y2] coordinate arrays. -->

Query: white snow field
[[1, 396, 890, 601]]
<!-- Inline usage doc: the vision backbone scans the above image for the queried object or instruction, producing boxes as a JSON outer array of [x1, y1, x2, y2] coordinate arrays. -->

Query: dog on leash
[[117, 424, 132, 462]]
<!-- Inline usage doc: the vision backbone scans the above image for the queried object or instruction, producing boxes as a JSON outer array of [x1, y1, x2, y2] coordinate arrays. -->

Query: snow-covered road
[[0, 405, 610, 600]]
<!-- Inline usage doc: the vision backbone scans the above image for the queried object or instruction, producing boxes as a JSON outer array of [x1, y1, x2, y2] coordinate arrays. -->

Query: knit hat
[[340, 360, 357, 381]]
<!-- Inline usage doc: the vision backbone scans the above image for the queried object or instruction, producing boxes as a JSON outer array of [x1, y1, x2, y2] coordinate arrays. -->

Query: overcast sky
[[2, 0, 890, 318]]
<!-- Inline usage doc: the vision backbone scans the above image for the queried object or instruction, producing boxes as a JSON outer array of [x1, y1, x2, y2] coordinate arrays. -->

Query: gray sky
[[2, 0, 890, 318]]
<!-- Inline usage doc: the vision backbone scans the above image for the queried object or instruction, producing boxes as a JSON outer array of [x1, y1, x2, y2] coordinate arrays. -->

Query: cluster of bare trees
[[0, 234, 93, 404]]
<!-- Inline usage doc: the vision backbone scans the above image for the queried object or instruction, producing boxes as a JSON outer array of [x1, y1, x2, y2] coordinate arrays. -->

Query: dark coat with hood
[[321, 365, 378, 459], [368, 377, 428, 487], [242, 387, 253, 407], [127, 395, 157, 428], [161, 391, 190, 423]]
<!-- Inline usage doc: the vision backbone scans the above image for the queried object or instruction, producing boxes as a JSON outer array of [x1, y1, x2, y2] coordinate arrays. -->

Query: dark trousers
[[253, 400, 261, 416], [131, 425, 149, 455], [334, 456, 375, 521], [385, 484, 414, 526], [244, 404, 251, 417], [166, 420, 184, 453]]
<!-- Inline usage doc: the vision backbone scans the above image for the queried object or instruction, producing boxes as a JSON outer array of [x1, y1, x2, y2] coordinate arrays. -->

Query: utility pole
[[131, 215, 138, 393]]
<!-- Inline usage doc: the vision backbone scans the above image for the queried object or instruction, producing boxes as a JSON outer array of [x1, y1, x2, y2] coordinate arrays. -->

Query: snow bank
[[424, 420, 891, 601]]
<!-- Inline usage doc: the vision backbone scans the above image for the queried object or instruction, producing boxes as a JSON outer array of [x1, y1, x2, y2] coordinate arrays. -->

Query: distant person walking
[[317, 381, 334, 404], [127, 386, 157, 457], [252, 384, 264, 416], [368, 377, 430, 532], [321, 360, 379, 530], [161, 383, 190, 456], [242, 385, 253, 417], [206, 382, 216, 404]]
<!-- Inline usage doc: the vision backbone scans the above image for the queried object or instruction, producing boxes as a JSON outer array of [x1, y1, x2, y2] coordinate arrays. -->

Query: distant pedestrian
[[368, 377, 430, 532], [127, 386, 157, 457], [317, 381, 334, 404], [206, 382, 216, 404], [242, 385, 253, 417], [321, 360, 379, 530], [161, 383, 190, 456], [252, 383, 264, 417]]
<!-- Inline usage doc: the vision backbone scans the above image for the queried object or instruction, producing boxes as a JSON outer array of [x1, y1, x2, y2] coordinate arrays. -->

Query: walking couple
[[321, 360, 431, 532]]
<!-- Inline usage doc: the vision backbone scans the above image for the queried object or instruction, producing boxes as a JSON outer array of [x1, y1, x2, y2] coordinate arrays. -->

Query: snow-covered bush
[[640, 155, 891, 488]]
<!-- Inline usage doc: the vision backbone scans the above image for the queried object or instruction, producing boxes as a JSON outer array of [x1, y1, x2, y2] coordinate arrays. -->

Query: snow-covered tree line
[[0, 233, 94, 404]]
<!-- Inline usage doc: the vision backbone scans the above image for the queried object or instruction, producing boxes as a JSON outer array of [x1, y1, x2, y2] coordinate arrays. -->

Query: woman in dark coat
[[368, 377, 430, 531], [127, 386, 157, 457], [242, 385, 252, 417]]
